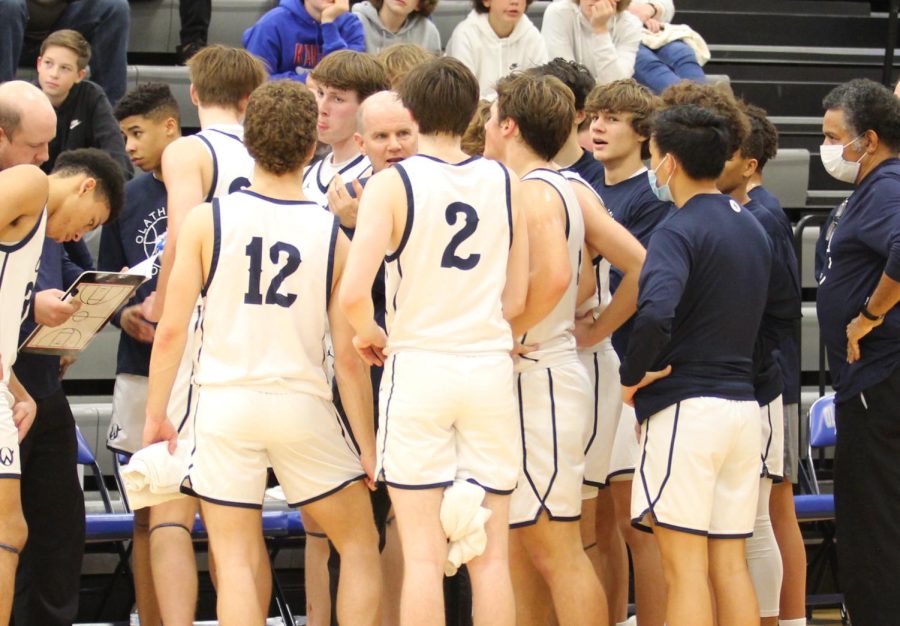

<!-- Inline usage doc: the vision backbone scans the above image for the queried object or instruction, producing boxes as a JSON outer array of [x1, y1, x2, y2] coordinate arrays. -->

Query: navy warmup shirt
[[593, 168, 673, 357], [746, 198, 802, 406], [98, 172, 167, 377], [816, 158, 900, 401], [620, 193, 772, 422], [14, 240, 93, 399], [564, 148, 606, 192], [749, 185, 801, 405]]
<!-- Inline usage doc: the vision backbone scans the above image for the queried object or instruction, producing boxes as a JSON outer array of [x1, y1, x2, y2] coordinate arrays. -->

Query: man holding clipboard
[[0, 92, 122, 624]]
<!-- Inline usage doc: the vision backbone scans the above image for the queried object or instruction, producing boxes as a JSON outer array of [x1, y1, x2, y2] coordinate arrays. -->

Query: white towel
[[641, 23, 711, 66], [120, 441, 190, 510], [440, 480, 493, 576]]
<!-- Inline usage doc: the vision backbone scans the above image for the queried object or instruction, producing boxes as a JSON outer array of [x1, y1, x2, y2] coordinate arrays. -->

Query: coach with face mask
[[817, 78, 900, 626]]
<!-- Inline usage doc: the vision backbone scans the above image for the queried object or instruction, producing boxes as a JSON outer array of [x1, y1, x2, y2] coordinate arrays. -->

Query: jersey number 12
[[244, 237, 301, 307]]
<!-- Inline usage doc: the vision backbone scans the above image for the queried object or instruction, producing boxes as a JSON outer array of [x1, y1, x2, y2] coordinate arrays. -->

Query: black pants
[[834, 366, 900, 626], [179, 0, 210, 46], [12, 389, 85, 626]]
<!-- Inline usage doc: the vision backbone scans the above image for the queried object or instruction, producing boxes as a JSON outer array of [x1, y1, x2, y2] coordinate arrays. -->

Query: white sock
[[779, 619, 807, 626], [616, 617, 637, 626]]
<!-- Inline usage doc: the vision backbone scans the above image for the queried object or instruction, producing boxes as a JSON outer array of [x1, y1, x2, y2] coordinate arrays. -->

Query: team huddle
[[2, 43, 805, 626]]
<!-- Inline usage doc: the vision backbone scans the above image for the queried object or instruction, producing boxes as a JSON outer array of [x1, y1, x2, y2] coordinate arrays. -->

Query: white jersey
[[384, 155, 514, 355], [194, 124, 254, 201], [0, 211, 46, 385], [302, 152, 372, 207], [518, 168, 585, 368], [192, 189, 339, 398]]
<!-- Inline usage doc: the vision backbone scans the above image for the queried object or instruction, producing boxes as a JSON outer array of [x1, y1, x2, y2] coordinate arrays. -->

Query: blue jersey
[[816, 158, 900, 401], [620, 193, 771, 422], [98, 172, 168, 377], [592, 167, 673, 357]]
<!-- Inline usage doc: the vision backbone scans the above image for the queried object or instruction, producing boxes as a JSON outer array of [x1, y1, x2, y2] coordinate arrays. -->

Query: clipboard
[[20, 271, 145, 356]]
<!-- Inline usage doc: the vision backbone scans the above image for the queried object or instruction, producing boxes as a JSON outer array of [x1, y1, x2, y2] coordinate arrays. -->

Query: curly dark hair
[[244, 81, 318, 175], [823, 78, 900, 153], [114, 82, 180, 123], [52, 148, 125, 223]]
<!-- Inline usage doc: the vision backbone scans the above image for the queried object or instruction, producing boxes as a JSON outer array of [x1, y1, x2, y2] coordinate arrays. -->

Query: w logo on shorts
[[108, 423, 122, 442], [0, 447, 14, 467]]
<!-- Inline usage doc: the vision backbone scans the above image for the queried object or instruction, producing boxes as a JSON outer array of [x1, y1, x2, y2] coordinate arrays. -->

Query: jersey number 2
[[441, 203, 481, 271], [244, 237, 301, 307]]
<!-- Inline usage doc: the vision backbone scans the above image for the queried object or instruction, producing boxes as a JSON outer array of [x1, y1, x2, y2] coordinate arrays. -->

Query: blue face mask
[[647, 155, 673, 203]]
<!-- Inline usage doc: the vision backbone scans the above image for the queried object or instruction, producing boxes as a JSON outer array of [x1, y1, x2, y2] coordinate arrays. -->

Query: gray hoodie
[[351, 1, 442, 54]]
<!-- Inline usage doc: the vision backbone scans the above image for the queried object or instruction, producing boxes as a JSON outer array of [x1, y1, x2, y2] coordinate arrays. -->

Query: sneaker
[[176, 41, 205, 64]]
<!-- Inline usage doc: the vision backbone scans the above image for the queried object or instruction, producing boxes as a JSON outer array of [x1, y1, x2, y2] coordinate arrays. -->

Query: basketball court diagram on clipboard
[[21, 272, 145, 356]]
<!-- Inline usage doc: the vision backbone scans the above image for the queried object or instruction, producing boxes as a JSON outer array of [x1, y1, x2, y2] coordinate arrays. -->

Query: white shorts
[[107, 374, 148, 455], [0, 387, 20, 477], [183, 387, 364, 508], [760, 396, 785, 481], [510, 359, 592, 527], [377, 351, 520, 494], [166, 304, 201, 444], [580, 344, 624, 489], [632, 397, 760, 537]]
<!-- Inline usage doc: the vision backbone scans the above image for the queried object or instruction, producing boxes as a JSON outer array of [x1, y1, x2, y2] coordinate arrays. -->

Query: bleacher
[[39, 0, 893, 621]]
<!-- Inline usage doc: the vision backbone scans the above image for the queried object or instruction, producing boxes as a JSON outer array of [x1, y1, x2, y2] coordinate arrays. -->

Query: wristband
[[861, 298, 885, 322]]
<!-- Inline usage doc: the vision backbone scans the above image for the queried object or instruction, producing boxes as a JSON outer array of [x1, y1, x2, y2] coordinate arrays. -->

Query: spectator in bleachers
[[0, 0, 130, 105], [352, 0, 441, 54], [100, 82, 183, 626], [376, 43, 436, 88], [540, 0, 642, 87], [242, 0, 366, 82], [626, 0, 705, 94], [34, 29, 132, 179], [817, 78, 900, 626], [177, 0, 211, 63], [444, 0, 548, 99]]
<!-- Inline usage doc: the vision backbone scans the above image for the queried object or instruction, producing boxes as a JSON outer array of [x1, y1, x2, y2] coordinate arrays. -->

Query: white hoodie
[[541, 0, 642, 85], [445, 10, 549, 99]]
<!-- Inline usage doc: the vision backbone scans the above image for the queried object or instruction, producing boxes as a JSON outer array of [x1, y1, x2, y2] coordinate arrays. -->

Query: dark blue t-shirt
[[816, 158, 900, 401], [745, 198, 801, 406], [620, 193, 771, 422], [593, 168, 673, 357], [14, 239, 92, 399], [565, 149, 606, 192], [748, 185, 801, 404], [98, 172, 167, 377]]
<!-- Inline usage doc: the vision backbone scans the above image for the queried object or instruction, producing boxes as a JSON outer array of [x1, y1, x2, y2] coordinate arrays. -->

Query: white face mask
[[820, 135, 868, 184]]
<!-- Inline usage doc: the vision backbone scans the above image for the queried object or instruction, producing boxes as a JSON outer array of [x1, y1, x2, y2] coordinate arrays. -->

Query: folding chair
[[76, 426, 136, 619], [793, 394, 848, 624]]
